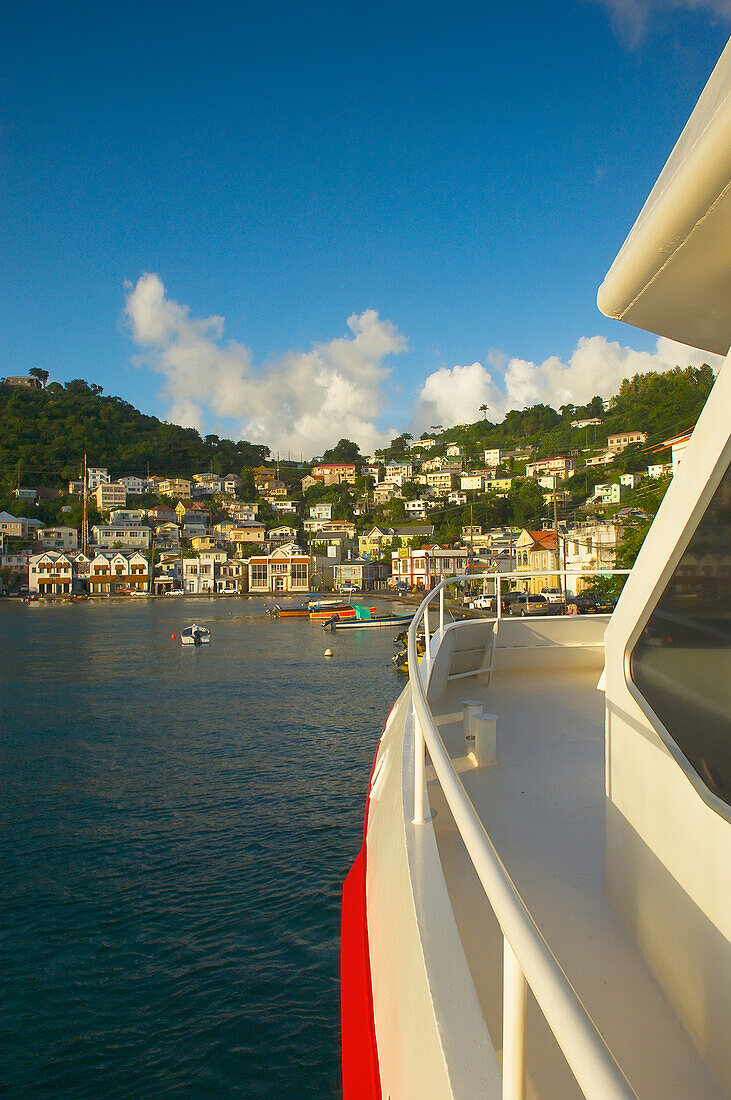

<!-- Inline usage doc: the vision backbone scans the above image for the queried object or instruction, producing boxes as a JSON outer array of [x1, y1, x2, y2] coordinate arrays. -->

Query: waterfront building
[[28, 551, 74, 595], [87, 551, 149, 595], [390, 545, 468, 590], [216, 557, 248, 593], [247, 548, 309, 594], [333, 558, 389, 591]]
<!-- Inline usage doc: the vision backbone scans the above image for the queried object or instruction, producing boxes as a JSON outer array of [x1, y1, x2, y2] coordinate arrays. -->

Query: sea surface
[[0, 597, 406, 1098]]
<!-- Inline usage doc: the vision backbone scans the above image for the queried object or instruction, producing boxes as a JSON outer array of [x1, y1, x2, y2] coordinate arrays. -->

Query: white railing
[[407, 571, 635, 1100]]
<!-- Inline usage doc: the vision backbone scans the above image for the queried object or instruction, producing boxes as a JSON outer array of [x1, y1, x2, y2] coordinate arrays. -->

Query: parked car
[[540, 586, 563, 603], [508, 593, 562, 617], [471, 590, 524, 613], [339, 581, 359, 595], [566, 593, 615, 614]]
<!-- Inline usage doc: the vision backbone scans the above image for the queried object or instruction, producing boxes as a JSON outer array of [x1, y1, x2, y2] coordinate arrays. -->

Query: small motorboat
[[324, 607, 413, 630], [181, 623, 211, 646], [308, 603, 365, 621], [269, 604, 312, 618]]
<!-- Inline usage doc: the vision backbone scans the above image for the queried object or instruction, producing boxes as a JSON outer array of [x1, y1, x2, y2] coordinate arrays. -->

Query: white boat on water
[[341, 40, 730, 1100], [180, 623, 211, 646]]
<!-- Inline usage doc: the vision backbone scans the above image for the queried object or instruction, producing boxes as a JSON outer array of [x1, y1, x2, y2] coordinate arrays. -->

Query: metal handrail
[[407, 571, 636, 1100]]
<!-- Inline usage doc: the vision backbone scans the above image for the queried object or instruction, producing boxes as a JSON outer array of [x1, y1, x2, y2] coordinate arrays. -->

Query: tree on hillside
[[479, 404, 489, 420], [29, 368, 49, 388], [322, 438, 361, 465]]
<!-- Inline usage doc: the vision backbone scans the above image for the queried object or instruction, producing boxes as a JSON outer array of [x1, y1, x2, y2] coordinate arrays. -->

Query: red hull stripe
[[341, 748, 382, 1099]]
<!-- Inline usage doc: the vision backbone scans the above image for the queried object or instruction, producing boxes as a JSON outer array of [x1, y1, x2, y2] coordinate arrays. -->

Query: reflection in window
[[630, 462, 731, 808]]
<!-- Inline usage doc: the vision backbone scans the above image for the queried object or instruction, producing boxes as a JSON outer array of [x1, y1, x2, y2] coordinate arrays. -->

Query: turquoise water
[[0, 597, 405, 1098]]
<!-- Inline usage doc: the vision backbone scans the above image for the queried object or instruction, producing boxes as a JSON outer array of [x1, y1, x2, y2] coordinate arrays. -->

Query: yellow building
[[515, 529, 559, 593]]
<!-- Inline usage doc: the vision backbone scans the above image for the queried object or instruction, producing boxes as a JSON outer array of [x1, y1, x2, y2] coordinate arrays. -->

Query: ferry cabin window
[[630, 463, 731, 809]]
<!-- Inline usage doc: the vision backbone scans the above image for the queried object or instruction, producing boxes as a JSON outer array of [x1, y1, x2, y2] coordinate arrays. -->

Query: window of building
[[292, 563, 308, 585], [251, 563, 267, 586], [630, 462, 731, 810]]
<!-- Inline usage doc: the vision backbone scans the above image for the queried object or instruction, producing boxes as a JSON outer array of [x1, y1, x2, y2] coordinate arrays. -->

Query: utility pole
[[82, 453, 88, 556], [553, 473, 563, 601]]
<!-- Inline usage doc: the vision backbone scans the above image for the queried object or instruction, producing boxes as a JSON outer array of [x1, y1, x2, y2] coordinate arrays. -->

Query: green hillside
[[0, 379, 269, 487]]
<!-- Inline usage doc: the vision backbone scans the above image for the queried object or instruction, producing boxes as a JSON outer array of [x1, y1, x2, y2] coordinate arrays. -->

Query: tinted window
[[630, 463, 731, 808]]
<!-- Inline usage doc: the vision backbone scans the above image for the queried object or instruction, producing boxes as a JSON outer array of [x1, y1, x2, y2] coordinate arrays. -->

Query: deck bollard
[[462, 700, 483, 758], [463, 701, 498, 766], [474, 713, 497, 766]]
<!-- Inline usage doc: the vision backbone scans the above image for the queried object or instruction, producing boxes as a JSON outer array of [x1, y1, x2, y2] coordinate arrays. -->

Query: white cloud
[[414, 334, 723, 431], [588, 0, 731, 47], [124, 273, 406, 455]]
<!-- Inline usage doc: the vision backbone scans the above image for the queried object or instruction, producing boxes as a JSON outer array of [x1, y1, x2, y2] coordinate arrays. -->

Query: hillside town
[[0, 374, 693, 600]]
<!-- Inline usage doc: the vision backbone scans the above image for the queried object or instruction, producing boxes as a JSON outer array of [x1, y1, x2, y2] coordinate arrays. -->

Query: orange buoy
[[171, 633, 177, 639]]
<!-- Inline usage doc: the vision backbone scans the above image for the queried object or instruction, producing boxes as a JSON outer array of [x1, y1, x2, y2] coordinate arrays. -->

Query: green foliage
[[0, 379, 269, 488], [321, 438, 361, 465]]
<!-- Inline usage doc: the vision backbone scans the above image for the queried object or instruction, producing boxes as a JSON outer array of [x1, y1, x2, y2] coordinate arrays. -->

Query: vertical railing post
[[439, 584, 444, 633], [497, 573, 502, 620], [424, 603, 431, 661], [413, 706, 426, 824], [502, 938, 527, 1100]]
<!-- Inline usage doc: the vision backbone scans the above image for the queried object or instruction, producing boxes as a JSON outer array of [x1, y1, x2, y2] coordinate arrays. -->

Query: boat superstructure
[[341, 39, 730, 1100]]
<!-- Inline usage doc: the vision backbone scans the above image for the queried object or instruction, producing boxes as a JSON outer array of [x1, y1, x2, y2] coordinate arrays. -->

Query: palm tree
[[479, 404, 489, 420], [29, 367, 49, 388]]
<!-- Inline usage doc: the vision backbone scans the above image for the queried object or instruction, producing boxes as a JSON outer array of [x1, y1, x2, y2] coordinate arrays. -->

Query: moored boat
[[309, 604, 377, 621], [269, 604, 312, 618], [180, 623, 211, 646], [325, 609, 415, 631], [341, 41, 731, 1100]]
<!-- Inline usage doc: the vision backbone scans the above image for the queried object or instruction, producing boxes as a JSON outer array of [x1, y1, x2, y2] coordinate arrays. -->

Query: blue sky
[[1, 1, 728, 455]]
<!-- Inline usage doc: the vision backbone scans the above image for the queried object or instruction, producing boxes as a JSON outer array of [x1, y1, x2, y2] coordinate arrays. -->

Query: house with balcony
[[619, 472, 643, 489], [361, 464, 381, 482], [359, 525, 435, 560], [248, 548, 310, 594], [151, 521, 180, 549], [426, 469, 457, 496], [648, 463, 674, 479], [515, 529, 560, 593], [88, 551, 149, 594], [390, 545, 468, 590], [86, 467, 110, 491], [216, 556, 248, 593], [310, 462, 356, 485], [109, 509, 146, 526], [590, 483, 622, 506], [158, 477, 192, 500], [271, 499, 298, 514], [28, 552, 74, 595], [226, 501, 259, 521], [483, 448, 504, 467], [607, 431, 647, 453], [563, 522, 619, 590], [118, 475, 147, 495], [34, 527, 79, 551], [0, 512, 43, 540], [268, 525, 298, 545], [91, 524, 152, 551], [404, 499, 428, 520], [333, 558, 389, 591], [147, 504, 177, 524], [95, 482, 127, 512], [309, 502, 333, 520], [228, 522, 266, 549], [585, 450, 616, 468], [525, 456, 576, 480]]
